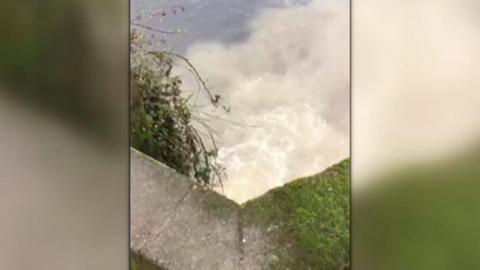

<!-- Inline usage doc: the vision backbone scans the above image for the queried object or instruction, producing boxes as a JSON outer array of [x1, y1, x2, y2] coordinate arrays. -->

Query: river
[[132, 0, 350, 203]]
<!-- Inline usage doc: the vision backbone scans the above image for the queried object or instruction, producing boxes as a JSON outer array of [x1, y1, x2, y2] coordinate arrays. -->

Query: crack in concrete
[[132, 149, 272, 269], [153, 186, 192, 240], [237, 208, 246, 270]]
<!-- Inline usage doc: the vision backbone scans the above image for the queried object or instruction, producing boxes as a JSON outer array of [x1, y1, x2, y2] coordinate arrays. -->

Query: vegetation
[[130, 30, 226, 187], [131, 252, 168, 270], [242, 159, 351, 270]]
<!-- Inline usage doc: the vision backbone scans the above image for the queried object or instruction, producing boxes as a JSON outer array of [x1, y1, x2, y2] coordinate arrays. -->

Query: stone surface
[[131, 149, 350, 270], [131, 148, 271, 270]]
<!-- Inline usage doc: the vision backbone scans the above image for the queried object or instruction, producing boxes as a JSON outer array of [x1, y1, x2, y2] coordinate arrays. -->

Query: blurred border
[[0, 0, 130, 269], [352, 0, 480, 269]]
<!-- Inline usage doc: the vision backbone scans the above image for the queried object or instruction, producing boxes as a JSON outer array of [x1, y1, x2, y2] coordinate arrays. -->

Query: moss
[[130, 251, 168, 270], [200, 186, 240, 218], [242, 159, 350, 270]]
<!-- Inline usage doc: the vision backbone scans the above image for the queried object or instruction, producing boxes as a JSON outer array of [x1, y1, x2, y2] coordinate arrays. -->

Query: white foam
[[179, 0, 349, 202]]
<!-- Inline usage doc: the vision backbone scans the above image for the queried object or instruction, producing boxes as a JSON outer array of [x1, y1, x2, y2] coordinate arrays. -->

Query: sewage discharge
[[181, 0, 349, 203]]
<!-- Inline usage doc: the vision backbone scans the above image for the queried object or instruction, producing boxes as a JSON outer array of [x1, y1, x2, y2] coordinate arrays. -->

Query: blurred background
[[1, 0, 479, 269], [0, 0, 129, 269], [352, 0, 480, 268]]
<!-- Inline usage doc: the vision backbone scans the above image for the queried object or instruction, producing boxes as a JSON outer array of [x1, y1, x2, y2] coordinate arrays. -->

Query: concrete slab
[[131, 149, 249, 270]]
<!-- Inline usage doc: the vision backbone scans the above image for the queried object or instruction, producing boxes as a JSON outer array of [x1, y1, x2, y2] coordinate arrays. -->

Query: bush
[[130, 31, 225, 187]]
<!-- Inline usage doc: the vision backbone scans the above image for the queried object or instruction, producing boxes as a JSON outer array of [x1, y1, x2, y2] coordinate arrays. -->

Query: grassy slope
[[242, 159, 350, 270]]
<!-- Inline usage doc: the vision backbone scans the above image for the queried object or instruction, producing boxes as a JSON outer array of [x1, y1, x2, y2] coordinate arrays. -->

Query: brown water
[[180, 0, 350, 202]]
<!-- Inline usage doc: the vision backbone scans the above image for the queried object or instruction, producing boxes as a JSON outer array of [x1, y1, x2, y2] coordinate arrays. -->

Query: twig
[[132, 22, 180, 35], [164, 52, 217, 104]]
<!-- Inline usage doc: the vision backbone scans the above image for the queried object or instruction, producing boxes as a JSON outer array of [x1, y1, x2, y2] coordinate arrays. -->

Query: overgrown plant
[[130, 30, 226, 187]]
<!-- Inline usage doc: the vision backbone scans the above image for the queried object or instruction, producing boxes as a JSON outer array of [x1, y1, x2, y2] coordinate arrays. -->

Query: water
[[132, 0, 312, 53], [132, 0, 350, 203]]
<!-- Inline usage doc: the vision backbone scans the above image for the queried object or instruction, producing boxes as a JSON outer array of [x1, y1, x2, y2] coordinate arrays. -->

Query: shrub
[[130, 30, 225, 187]]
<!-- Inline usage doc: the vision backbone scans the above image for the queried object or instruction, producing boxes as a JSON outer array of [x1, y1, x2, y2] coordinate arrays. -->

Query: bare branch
[[132, 22, 180, 35], [164, 52, 217, 104]]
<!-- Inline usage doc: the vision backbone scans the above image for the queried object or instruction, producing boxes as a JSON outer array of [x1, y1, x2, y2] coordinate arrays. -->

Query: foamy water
[[179, 0, 350, 202]]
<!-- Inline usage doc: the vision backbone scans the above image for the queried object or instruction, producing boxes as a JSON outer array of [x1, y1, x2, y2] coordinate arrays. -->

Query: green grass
[[242, 159, 350, 270]]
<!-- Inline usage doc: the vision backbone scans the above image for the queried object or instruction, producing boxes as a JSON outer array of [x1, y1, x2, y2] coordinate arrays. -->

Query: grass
[[242, 159, 350, 270]]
